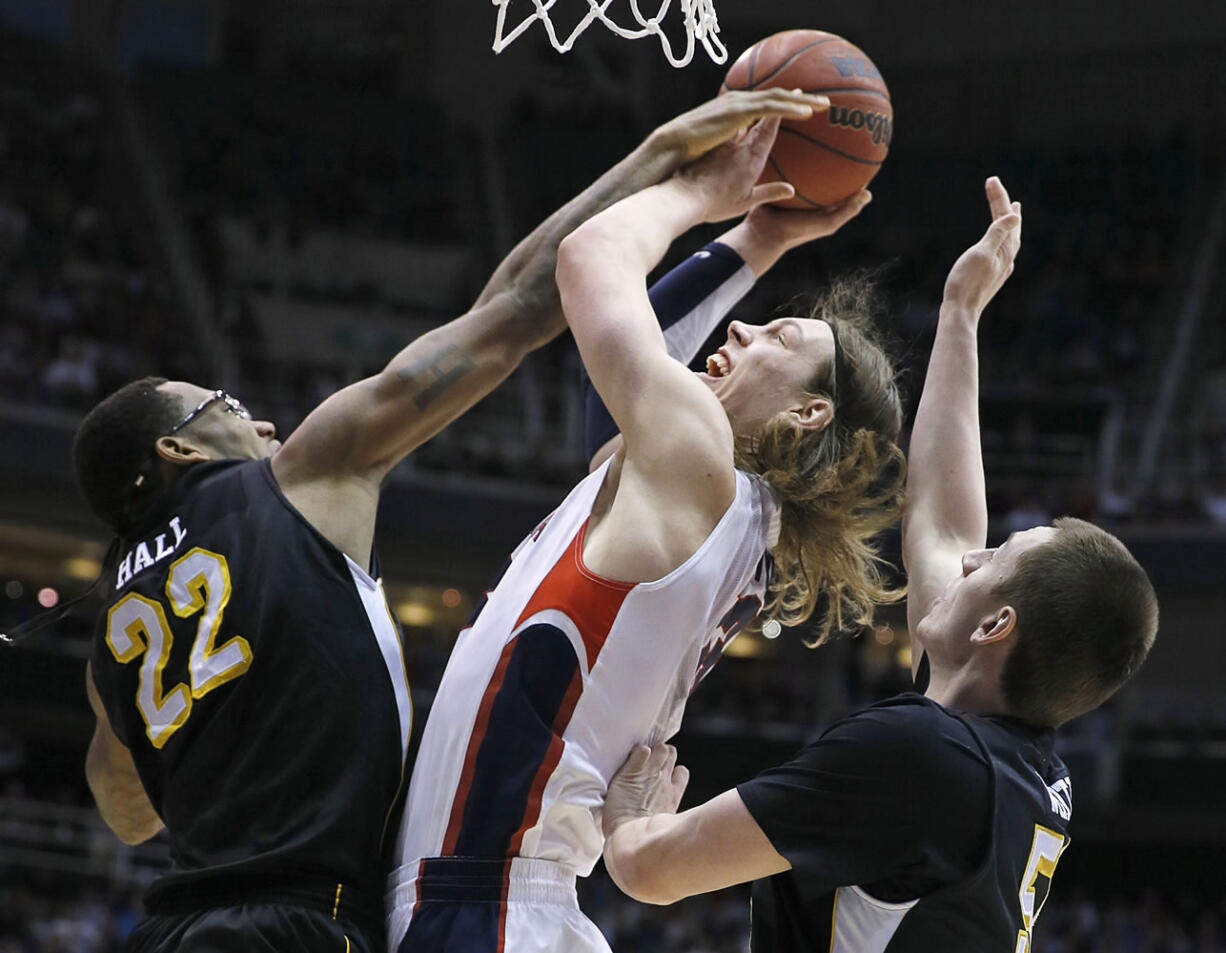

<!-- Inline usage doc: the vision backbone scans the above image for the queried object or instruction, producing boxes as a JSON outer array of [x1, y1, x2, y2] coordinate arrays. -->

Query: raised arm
[[718, 190, 872, 277], [903, 177, 1022, 653], [474, 92, 847, 316], [556, 114, 823, 533], [583, 192, 873, 470], [270, 91, 827, 564]]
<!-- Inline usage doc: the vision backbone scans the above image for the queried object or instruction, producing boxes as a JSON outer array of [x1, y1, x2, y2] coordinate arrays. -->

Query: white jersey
[[392, 458, 778, 880]]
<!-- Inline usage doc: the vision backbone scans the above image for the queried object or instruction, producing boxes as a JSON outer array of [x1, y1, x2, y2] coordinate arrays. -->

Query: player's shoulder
[[138, 458, 292, 552], [743, 693, 993, 825], [184, 456, 268, 491], [622, 368, 736, 493], [170, 457, 271, 512], [823, 694, 991, 775], [728, 466, 780, 535], [194, 456, 269, 488], [836, 692, 976, 736]]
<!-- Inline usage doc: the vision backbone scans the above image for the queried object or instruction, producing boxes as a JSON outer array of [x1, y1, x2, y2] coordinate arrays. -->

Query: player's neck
[[924, 658, 1009, 717]]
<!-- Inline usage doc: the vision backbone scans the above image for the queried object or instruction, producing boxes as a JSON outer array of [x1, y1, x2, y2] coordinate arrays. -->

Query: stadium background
[[0, 0, 1224, 949]]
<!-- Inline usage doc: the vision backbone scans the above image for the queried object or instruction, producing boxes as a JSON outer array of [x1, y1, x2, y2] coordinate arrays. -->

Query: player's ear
[[155, 435, 210, 466], [971, 606, 1016, 645], [788, 397, 833, 433]]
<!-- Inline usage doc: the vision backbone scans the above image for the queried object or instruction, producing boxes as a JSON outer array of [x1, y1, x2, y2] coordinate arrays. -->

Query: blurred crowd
[[2, 27, 1219, 518], [139, 63, 466, 244], [0, 33, 186, 414], [0, 884, 140, 953]]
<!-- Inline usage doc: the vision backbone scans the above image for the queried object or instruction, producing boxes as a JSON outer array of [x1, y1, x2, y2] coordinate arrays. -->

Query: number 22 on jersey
[[105, 547, 252, 748], [1015, 823, 1068, 953]]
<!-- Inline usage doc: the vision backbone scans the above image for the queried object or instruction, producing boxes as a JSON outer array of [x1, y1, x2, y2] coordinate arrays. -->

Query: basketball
[[722, 29, 893, 208]]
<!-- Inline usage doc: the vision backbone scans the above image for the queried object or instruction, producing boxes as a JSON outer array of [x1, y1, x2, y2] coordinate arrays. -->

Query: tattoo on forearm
[[398, 344, 477, 410]]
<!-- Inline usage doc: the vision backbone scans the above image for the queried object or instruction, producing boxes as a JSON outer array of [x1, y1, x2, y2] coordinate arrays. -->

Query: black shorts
[[125, 903, 380, 953]]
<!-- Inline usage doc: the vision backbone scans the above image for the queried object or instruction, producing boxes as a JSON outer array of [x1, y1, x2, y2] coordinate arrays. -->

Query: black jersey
[[89, 459, 413, 931], [738, 694, 1071, 953]]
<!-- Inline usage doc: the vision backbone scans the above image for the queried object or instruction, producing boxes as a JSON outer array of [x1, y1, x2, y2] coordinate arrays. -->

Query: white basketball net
[[492, 0, 727, 68]]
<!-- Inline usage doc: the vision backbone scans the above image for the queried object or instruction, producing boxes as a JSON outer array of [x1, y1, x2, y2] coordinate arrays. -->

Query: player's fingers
[[661, 744, 678, 777], [750, 182, 795, 207], [723, 90, 799, 124], [985, 176, 1011, 219], [771, 89, 829, 114], [832, 189, 872, 223], [1003, 202, 1022, 256], [984, 211, 1021, 250], [624, 745, 653, 774], [671, 765, 691, 804], [821, 190, 863, 214], [645, 742, 673, 774], [747, 88, 829, 116], [745, 115, 783, 155]]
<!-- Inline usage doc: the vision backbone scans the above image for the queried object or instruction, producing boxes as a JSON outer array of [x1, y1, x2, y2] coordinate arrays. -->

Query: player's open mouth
[[706, 351, 731, 378]]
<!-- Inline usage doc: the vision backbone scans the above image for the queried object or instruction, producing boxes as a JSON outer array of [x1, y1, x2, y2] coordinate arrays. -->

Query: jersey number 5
[[1014, 824, 1068, 953], [105, 548, 252, 749]]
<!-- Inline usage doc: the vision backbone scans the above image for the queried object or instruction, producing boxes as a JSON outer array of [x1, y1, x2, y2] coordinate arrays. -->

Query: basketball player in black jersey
[[66, 90, 827, 953], [600, 176, 1158, 952]]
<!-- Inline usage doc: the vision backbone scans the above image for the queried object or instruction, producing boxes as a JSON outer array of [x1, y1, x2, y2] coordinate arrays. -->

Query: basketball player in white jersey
[[387, 114, 906, 953]]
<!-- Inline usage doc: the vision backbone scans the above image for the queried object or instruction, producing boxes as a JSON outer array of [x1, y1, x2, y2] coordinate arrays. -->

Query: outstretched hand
[[652, 89, 830, 166], [675, 117, 798, 224], [715, 188, 873, 277], [602, 743, 691, 837], [942, 176, 1022, 317], [745, 188, 874, 250]]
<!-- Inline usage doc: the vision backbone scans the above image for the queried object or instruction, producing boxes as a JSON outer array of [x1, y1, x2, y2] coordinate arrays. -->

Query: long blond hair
[[735, 278, 906, 645]]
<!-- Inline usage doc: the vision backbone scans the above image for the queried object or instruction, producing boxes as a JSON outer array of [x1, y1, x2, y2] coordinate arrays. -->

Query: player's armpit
[[84, 664, 164, 846], [588, 435, 623, 473], [603, 789, 789, 905]]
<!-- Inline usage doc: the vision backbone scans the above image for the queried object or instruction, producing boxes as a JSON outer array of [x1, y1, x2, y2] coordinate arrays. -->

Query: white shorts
[[387, 856, 611, 953]]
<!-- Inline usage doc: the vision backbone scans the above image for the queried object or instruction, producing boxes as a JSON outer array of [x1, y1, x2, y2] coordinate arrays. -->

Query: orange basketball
[[722, 29, 893, 208]]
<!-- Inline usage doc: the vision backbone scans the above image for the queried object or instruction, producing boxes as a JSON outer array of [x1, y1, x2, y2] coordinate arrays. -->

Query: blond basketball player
[[387, 116, 906, 952]]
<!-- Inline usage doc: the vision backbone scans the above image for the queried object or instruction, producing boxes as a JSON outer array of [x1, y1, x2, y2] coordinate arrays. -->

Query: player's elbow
[[604, 839, 687, 906], [557, 239, 627, 347], [615, 864, 687, 906], [556, 225, 605, 293], [558, 218, 629, 286], [88, 778, 162, 845], [86, 740, 163, 845], [110, 815, 162, 846]]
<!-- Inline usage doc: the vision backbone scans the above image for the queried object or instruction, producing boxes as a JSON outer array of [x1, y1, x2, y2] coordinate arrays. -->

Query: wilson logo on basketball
[[827, 106, 893, 147], [829, 56, 881, 80]]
